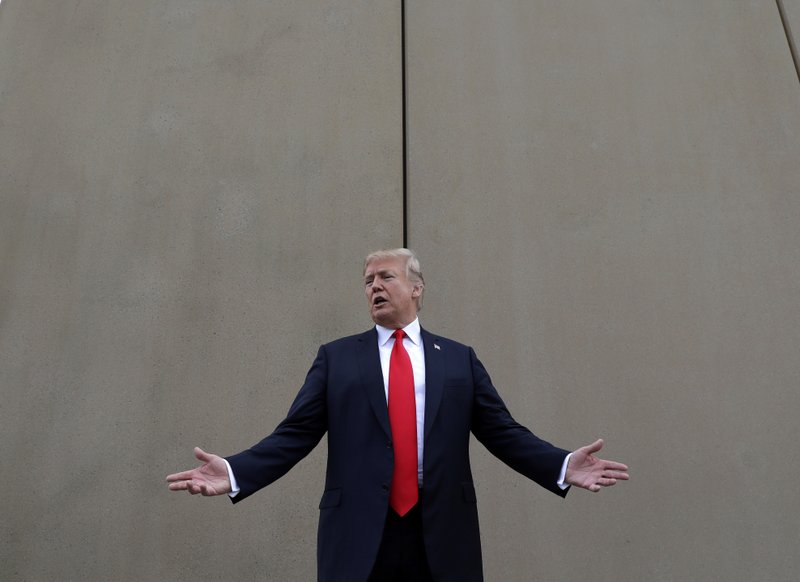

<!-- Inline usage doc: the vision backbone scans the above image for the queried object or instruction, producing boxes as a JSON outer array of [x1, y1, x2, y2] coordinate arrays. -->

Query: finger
[[168, 480, 189, 491], [604, 470, 629, 480], [600, 460, 628, 472], [581, 438, 604, 455], [166, 470, 196, 482], [198, 483, 218, 496], [194, 447, 212, 463]]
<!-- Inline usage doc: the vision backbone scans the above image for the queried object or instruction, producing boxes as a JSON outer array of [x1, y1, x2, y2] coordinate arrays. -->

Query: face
[[364, 256, 421, 329]]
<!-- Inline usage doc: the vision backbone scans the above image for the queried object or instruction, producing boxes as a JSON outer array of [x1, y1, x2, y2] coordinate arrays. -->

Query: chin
[[371, 313, 394, 327]]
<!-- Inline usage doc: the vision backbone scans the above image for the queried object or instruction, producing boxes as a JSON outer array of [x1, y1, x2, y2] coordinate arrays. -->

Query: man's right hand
[[166, 447, 232, 496]]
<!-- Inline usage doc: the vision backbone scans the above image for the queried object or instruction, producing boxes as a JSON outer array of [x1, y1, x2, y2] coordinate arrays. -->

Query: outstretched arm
[[166, 447, 232, 496], [565, 439, 629, 492]]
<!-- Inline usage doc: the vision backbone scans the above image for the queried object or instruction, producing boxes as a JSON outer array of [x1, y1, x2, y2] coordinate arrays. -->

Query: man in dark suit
[[167, 248, 629, 581]]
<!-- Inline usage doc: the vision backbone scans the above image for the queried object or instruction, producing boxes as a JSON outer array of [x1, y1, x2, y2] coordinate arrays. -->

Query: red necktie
[[388, 329, 418, 516]]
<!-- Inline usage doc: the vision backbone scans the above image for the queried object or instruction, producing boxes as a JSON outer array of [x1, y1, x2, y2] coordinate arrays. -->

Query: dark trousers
[[367, 502, 433, 582]]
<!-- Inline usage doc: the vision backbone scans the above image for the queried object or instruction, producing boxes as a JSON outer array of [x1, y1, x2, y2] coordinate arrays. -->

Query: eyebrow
[[364, 268, 396, 280]]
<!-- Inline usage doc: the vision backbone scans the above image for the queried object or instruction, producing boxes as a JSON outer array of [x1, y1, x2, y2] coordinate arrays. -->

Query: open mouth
[[373, 297, 388, 307]]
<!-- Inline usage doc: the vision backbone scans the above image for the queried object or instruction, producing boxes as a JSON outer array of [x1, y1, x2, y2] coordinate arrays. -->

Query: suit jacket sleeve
[[467, 347, 570, 497], [225, 345, 329, 503]]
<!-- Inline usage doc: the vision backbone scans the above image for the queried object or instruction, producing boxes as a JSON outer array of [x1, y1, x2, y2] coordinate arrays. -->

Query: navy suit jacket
[[226, 328, 569, 582]]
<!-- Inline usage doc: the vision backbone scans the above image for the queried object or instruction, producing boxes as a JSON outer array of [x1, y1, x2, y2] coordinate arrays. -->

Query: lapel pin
[[434, 343, 441, 350]]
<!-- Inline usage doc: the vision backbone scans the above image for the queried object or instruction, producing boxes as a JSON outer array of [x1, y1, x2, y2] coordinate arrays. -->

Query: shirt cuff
[[557, 453, 572, 490], [223, 458, 240, 498]]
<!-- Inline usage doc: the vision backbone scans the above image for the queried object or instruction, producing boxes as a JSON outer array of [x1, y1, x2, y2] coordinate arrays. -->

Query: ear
[[411, 284, 422, 297]]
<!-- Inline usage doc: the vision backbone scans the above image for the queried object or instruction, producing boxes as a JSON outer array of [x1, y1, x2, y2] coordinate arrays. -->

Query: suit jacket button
[[386, 441, 392, 449], [382, 483, 389, 492]]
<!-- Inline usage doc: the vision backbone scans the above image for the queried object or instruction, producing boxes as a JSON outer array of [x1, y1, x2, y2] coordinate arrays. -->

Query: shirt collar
[[376, 317, 421, 347]]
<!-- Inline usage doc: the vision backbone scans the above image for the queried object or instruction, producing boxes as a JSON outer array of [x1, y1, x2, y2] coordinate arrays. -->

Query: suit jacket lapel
[[357, 328, 392, 439], [421, 328, 444, 440]]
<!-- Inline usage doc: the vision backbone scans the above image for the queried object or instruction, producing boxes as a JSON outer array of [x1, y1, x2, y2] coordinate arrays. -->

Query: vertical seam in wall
[[776, 0, 800, 84], [401, 0, 409, 247]]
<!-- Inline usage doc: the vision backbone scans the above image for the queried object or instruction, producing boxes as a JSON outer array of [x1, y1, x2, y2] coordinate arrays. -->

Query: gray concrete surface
[[2, 0, 799, 580], [784, 0, 800, 76], [0, 1, 401, 580], [784, 0, 800, 38], [406, 1, 800, 581]]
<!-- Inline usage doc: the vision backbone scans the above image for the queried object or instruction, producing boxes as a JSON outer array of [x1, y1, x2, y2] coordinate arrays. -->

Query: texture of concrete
[[0, 1, 401, 580], [406, 1, 800, 580], [783, 0, 800, 77], [784, 0, 800, 34]]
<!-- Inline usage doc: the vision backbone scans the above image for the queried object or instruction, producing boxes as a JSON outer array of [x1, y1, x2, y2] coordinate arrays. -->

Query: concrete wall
[[406, 2, 800, 581], [785, 0, 800, 47], [0, 1, 401, 580], [782, 1, 800, 82], [2, 1, 798, 581]]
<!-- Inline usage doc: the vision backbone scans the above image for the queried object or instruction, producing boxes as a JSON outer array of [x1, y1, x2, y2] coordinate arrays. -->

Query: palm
[[565, 439, 629, 492], [166, 447, 232, 496]]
